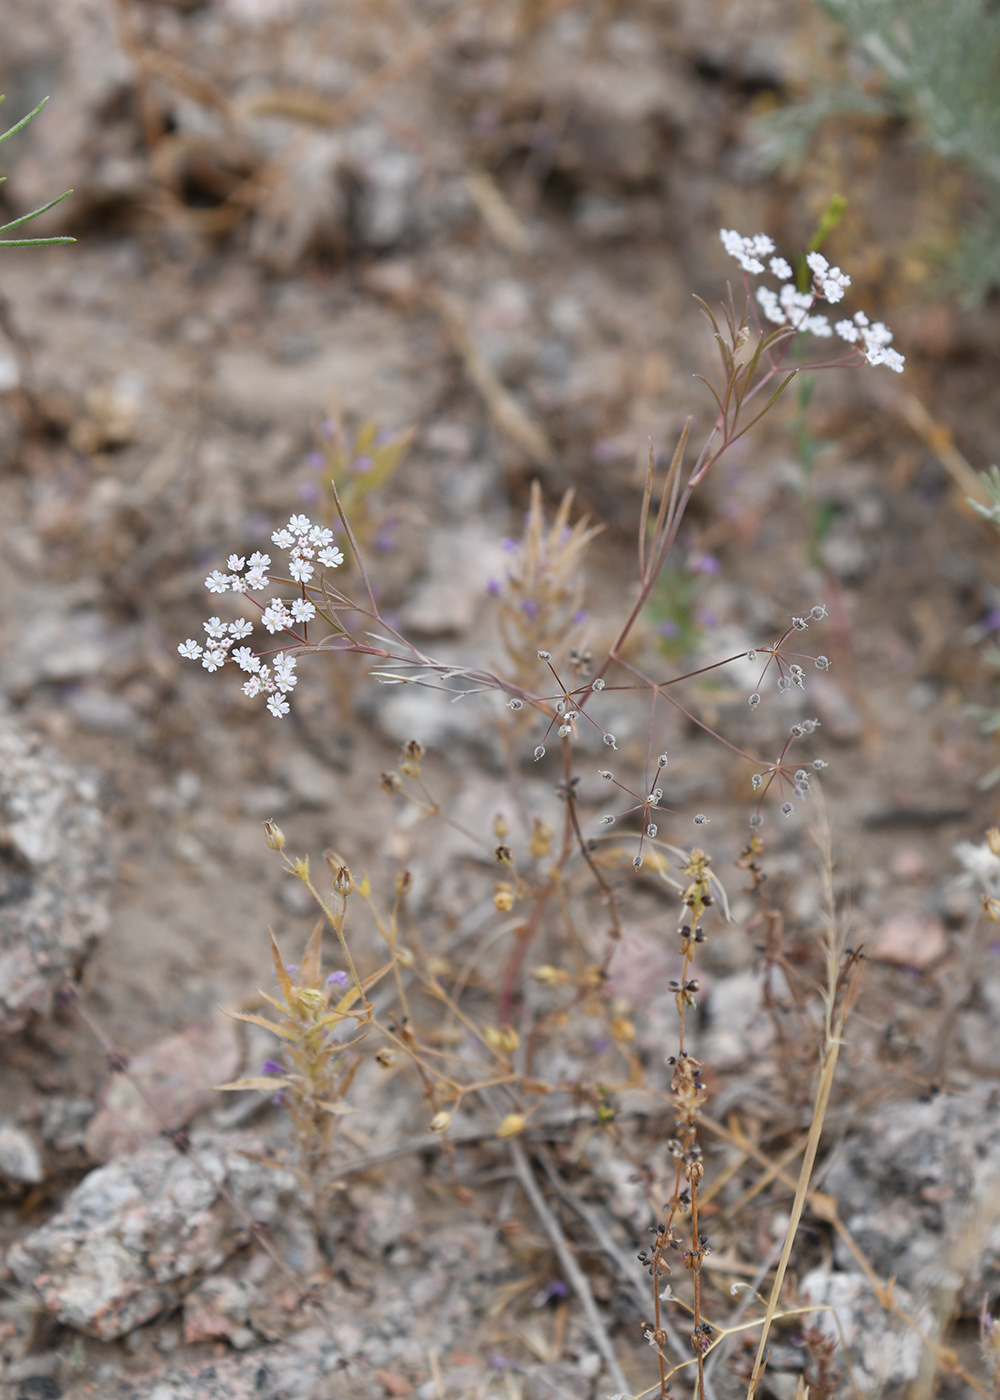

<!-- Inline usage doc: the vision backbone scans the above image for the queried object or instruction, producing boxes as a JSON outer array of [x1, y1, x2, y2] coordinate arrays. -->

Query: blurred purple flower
[[298, 480, 319, 502], [591, 438, 620, 463], [501, 537, 519, 552], [688, 552, 720, 575], [353, 454, 374, 474], [326, 970, 349, 988], [522, 599, 537, 618], [308, 450, 325, 469], [659, 619, 680, 638], [262, 1060, 285, 1075], [486, 577, 501, 597]]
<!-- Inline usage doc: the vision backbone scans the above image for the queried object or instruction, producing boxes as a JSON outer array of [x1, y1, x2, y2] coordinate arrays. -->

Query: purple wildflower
[[326, 970, 349, 988], [262, 1059, 285, 1075]]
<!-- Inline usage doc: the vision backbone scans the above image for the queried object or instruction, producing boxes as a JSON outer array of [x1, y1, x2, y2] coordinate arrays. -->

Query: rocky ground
[[1, 2, 1000, 1398]]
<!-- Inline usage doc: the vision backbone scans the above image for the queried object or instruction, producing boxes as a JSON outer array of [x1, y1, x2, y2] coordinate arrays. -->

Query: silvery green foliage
[[0, 97, 74, 248], [754, 0, 1000, 298]]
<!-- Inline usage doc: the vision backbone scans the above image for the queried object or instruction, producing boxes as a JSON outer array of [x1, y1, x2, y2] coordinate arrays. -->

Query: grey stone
[[824, 1085, 1000, 1311], [103, 1344, 326, 1399], [0, 714, 112, 1032], [799, 1269, 927, 1395], [0, 1119, 44, 1183], [7, 1131, 297, 1339]]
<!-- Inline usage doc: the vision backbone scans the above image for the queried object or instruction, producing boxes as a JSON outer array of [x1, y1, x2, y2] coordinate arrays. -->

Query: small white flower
[[720, 228, 775, 275], [803, 314, 832, 337], [319, 546, 344, 568], [232, 646, 260, 672], [245, 566, 270, 591], [229, 575, 249, 594], [261, 602, 290, 634], [271, 528, 295, 550], [272, 652, 297, 679], [205, 570, 231, 594], [769, 256, 792, 280], [201, 648, 226, 672], [288, 558, 314, 583], [248, 552, 271, 570], [178, 639, 203, 660], [835, 320, 860, 343], [288, 514, 312, 536], [267, 694, 291, 718], [290, 599, 316, 622], [204, 617, 228, 639], [308, 525, 333, 547], [881, 347, 905, 373], [227, 555, 246, 572], [242, 675, 263, 697], [756, 286, 786, 325], [228, 618, 253, 639]]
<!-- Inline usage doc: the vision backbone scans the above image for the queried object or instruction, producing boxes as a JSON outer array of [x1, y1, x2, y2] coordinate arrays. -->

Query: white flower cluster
[[719, 229, 905, 373], [177, 513, 345, 718]]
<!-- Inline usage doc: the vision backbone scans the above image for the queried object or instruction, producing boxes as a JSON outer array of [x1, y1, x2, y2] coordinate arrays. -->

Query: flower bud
[[263, 820, 286, 852], [430, 1111, 452, 1133]]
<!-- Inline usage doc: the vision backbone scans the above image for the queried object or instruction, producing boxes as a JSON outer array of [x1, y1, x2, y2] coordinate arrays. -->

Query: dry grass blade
[[509, 1139, 630, 1396], [745, 801, 863, 1400], [427, 284, 554, 467], [466, 170, 530, 253]]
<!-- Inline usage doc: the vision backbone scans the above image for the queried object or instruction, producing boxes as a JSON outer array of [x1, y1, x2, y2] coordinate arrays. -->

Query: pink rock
[[873, 910, 947, 968], [85, 1020, 241, 1161]]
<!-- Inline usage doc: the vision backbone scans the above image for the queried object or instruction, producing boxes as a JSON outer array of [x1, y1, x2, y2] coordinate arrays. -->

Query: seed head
[[657, 752, 668, 768], [693, 814, 710, 825], [534, 745, 546, 761], [592, 678, 606, 691], [603, 733, 618, 749], [537, 650, 551, 662], [781, 802, 794, 817], [749, 692, 761, 709], [507, 697, 524, 710]]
